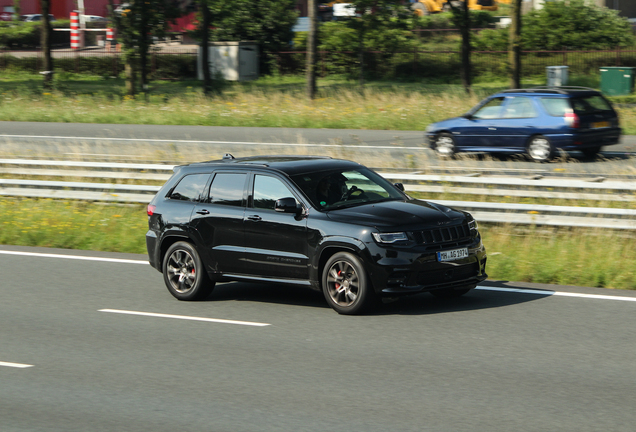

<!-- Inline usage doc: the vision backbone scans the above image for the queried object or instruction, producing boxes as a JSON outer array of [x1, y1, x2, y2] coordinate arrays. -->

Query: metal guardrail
[[1, 159, 635, 229]]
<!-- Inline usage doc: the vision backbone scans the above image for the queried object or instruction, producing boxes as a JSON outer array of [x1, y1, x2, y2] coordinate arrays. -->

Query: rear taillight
[[147, 205, 156, 216], [564, 111, 580, 128]]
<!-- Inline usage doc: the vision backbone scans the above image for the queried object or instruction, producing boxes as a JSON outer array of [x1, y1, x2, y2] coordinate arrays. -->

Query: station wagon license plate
[[592, 121, 610, 129], [437, 248, 468, 262]]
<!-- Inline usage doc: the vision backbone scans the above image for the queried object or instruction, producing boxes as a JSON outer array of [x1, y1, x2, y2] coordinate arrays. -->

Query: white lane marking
[[0, 134, 425, 151], [477, 285, 636, 302], [99, 309, 270, 327], [0, 361, 33, 368], [0, 250, 149, 265]]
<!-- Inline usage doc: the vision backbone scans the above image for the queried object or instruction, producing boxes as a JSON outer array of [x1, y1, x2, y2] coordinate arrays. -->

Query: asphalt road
[[2, 245, 636, 432], [1, 122, 634, 177]]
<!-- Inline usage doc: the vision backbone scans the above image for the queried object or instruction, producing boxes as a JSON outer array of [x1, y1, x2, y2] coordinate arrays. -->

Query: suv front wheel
[[163, 241, 215, 301], [322, 252, 377, 315], [527, 135, 554, 162]]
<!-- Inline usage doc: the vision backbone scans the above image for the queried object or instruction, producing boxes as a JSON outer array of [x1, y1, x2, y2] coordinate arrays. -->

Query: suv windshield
[[290, 168, 405, 210]]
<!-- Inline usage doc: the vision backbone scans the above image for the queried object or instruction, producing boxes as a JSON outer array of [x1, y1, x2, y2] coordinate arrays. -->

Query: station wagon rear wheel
[[435, 133, 456, 158], [163, 241, 215, 301], [527, 135, 554, 162], [322, 252, 376, 315]]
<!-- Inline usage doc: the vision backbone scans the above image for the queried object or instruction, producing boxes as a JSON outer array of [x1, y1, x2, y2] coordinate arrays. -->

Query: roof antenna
[[222, 153, 235, 160]]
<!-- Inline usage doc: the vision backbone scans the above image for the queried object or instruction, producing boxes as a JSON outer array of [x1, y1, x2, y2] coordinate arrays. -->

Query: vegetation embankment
[[1, 197, 634, 290], [2, 72, 636, 134]]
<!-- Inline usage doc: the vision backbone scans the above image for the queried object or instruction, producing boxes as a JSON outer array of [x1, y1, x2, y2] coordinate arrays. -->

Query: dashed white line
[[99, 309, 270, 327], [0, 250, 148, 265], [0, 361, 33, 369], [477, 285, 636, 302]]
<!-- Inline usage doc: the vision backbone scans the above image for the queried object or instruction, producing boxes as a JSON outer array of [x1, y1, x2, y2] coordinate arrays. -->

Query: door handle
[[488, 127, 497, 130], [196, 209, 210, 215], [247, 215, 262, 221]]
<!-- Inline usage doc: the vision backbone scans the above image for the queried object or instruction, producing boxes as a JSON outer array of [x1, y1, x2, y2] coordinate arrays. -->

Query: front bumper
[[365, 238, 488, 296]]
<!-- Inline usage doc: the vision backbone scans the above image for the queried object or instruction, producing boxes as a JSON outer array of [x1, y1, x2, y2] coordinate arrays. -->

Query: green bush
[[474, 0, 635, 51], [0, 20, 74, 49]]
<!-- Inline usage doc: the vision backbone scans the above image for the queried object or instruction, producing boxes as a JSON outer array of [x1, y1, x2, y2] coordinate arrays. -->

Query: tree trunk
[[201, 0, 211, 94], [509, 0, 522, 89], [358, 30, 364, 88], [448, 1, 471, 94], [460, 1, 471, 94], [40, 0, 53, 90], [306, 0, 317, 100], [125, 57, 135, 97]]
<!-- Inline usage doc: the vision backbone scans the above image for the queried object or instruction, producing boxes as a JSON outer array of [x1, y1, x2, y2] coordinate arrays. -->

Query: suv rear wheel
[[163, 241, 215, 301], [322, 252, 377, 315]]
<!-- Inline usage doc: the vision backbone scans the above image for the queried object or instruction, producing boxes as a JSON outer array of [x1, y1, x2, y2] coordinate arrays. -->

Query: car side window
[[208, 172, 247, 207], [168, 174, 210, 202], [472, 97, 505, 119], [503, 97, 538, 119], [540, 97, 570, 116], [253, 175, 294, 210]]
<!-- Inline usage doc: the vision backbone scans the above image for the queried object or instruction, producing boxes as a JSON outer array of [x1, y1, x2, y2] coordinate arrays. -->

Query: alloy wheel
[[326, 260, 360, 307], [166, 249, 197, 294]]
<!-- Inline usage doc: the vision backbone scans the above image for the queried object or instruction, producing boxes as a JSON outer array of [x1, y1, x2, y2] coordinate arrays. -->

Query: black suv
[[146, 155, 487, 314]]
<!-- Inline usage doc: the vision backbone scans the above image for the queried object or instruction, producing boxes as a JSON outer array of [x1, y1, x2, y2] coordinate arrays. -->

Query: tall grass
[[1, 72, 635, 133], [1, 197, 634, 290]]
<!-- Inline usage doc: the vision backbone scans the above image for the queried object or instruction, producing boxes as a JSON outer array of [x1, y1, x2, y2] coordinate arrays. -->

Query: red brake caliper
[[335, 270, 342, 289]]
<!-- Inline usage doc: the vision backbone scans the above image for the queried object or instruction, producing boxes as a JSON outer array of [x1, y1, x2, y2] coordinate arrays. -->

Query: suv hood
[[325, 199, 465, 229]]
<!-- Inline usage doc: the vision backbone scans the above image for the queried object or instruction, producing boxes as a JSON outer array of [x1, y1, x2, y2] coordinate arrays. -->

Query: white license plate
[[437, 248, 468, 262]]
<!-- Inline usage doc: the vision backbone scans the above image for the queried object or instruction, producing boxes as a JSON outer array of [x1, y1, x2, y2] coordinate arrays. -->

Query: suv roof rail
[[501, 86, 598, 95]]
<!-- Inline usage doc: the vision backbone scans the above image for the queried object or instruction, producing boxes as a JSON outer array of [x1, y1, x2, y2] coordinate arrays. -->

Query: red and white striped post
[[70, 12, 80, 50], [106, 28, 114, 52]]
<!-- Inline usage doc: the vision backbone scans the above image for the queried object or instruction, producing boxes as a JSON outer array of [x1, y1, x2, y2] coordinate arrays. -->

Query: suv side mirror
[[394, 183, 405, 192], [275, 197, 301, 215]]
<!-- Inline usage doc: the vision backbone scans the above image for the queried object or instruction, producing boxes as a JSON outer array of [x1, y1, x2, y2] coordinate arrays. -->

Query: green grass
[[1, 197, 634, 290], [2, 71, 636, 133]]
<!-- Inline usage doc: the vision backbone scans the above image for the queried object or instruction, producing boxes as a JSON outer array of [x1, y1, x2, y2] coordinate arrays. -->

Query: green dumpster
[[599, 67, 635, 96]]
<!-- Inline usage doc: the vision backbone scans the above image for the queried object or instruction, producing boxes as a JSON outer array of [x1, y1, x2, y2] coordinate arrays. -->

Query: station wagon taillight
[[564, 111, 580, 129], [147, 205, 156, 216]]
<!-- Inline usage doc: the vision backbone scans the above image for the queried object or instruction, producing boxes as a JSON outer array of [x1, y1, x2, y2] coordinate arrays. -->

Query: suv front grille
[[411, 223, 471, 246]]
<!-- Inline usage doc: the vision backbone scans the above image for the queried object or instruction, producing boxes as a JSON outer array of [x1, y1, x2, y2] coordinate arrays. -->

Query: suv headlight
[[372, 232, 408, 244], [468, 219, 478, 232]]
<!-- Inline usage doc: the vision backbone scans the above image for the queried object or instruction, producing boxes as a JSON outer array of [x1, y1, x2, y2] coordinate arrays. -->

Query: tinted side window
[[208, 173, 246, 207], [572, 95, 613, 114], [253, 175, 294, 210], [503, 97, 538, 118], [540, 98, 570, 116], [169, 174, 210, 201]]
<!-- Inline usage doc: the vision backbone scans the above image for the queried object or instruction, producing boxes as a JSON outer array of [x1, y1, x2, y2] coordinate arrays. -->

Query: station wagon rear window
[[539, 98, 570, 116]]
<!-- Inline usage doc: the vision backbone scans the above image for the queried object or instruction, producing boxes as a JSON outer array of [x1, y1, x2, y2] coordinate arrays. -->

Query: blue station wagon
[[425, 87, 621, 162]]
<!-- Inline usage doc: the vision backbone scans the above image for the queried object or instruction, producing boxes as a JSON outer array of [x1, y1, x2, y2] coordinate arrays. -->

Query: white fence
[[1, 159, 635, 230]]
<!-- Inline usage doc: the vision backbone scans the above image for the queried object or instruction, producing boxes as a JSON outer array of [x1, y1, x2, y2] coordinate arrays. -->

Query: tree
[[208, 0, 297, 75], [108, 0, 181, 97], [13, 0, 20, 21], [40, 0, 52, 90], [306, 0, 317, 100], [200, 0, 212, 95], [509, 0, 521, 89], [447, 0, 471, 93], [341, 0, 409, 86]]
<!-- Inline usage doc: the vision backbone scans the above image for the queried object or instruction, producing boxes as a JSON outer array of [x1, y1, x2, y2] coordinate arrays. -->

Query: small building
[[197, 41, 259, 82]]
